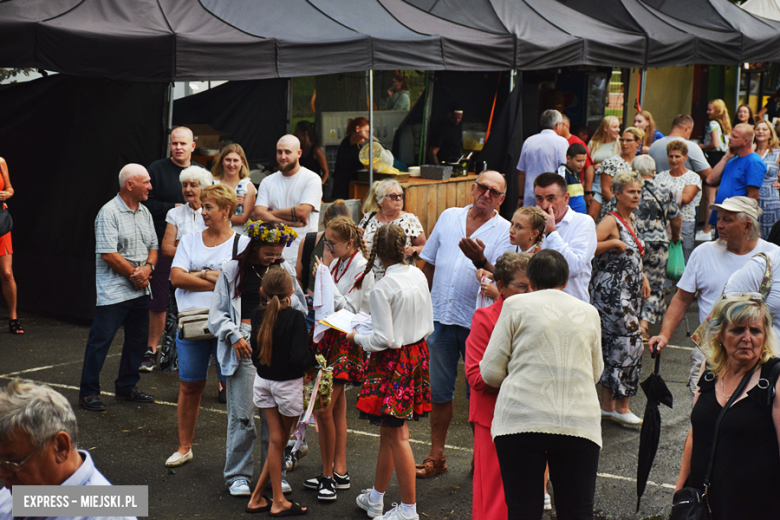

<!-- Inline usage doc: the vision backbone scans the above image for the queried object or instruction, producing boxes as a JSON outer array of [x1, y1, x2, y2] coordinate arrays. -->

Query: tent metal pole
[[369, 70, 374, 188], [422, 72, 434, 164], [166, 82, 174, 158], [735, 65, 742, 113], [510, 69, 516, 92], [639, 68, 647, 109], [287, 79, 293, 134]]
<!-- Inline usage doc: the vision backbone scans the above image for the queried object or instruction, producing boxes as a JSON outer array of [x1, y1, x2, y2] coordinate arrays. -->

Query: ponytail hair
[[326, 215, 368, 258], [355, 224, 406, 290], [254, 268, 293, 367]]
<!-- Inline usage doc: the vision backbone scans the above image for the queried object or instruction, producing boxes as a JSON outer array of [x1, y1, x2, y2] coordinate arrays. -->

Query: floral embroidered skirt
[[314, 328, 366, 385], [356, 339, 431, 428]]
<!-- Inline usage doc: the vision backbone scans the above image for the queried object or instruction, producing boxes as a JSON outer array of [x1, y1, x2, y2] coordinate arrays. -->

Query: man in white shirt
[[534, 172, 597, 303], [648, 196, 777, 394], [253, 135, 322, 268], [0, 380, 137, 520], [517, 110, 569, 207], [724, 249, 780, 337], [415, 170, 511, 479]]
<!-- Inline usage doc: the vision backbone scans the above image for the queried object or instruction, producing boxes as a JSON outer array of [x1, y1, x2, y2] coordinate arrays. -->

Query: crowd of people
[[4, 102, 780, 520]]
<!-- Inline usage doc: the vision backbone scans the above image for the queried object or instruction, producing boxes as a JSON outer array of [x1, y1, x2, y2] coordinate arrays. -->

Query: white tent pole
[[287, 79, 293, 134], [166, 82, 174, 158], [510, 69, 516, 92], [639, 68, 647, 108], [422, 73, 434, 164], [735, 65, 742, 114], [369, 70, 374, 188]]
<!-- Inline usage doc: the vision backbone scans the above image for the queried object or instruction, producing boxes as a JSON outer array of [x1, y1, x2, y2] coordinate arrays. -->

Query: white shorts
[[253, 374, 304, 417]]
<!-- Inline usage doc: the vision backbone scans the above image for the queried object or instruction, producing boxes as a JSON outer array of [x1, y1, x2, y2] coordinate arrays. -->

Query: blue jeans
[[177, 335, 226, 383], [224, 329, 286, 485], [79, 296, 149, 398], [428, 321, 471, 403]]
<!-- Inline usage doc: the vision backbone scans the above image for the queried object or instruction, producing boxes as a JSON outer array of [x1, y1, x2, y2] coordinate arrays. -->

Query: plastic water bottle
[[235, 184, 246, 215]]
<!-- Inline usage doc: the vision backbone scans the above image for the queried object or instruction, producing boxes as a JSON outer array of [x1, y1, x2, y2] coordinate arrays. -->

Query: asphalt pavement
[[1, 292, 699, 520]]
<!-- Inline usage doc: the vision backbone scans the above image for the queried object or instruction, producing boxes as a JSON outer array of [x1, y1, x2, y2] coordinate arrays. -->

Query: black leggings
[[494, 432, 600, 520]]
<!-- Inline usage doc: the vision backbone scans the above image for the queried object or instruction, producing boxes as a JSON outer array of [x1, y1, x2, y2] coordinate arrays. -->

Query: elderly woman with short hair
[[359, 179, 426, 278], [676, 294, 780, 518], [591, 170, 651, 427]]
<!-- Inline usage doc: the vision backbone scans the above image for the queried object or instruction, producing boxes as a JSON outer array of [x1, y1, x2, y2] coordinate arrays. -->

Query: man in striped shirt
[[78, 164, 158, 412]]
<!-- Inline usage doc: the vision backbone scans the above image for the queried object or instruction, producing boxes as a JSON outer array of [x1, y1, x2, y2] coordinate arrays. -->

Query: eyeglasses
[[386, 193, 404, 201], [507, 282, 530, 292], [0, 443, 45, 473], [323, 239, 342, 251], [474, 182, 505, 198], [619, 138, 636, 143]]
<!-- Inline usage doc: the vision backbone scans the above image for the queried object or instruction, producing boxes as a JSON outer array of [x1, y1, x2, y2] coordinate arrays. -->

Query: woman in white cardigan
[[480, 249, 603, 520]]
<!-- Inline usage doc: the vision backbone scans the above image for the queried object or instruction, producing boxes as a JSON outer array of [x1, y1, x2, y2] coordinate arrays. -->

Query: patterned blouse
[[654, 169, 702, 223], [358, 211, 425, 278]]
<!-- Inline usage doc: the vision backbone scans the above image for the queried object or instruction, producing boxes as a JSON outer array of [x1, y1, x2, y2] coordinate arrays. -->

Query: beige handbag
[[178, 308, 214, 341]]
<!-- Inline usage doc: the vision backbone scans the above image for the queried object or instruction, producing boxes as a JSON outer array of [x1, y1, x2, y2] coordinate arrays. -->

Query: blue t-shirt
[[709, 152, 767, 225]]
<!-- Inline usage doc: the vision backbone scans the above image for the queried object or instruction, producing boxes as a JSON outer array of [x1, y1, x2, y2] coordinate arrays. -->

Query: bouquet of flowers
[[303, 354, 333, 410]]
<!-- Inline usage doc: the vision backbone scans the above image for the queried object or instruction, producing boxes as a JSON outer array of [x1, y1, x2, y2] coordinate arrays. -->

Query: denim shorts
[[177, 335, 225, 382], [428, 322, 471, 403]]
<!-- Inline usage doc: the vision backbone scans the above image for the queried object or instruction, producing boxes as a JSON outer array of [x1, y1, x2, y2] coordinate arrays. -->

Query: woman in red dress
[[0, 157, 21, 334]]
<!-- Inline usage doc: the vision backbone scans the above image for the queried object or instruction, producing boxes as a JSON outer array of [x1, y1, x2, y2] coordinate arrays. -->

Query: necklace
[[720, 378, 735, 398], [205, 230, 230, 248], [251, 264, 270, 279], [332, 249, 359, 284]]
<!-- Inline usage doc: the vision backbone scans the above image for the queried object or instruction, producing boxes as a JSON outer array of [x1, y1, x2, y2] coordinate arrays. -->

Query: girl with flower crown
[[208, 220, 308, 498], [305, 215, 374, 501]]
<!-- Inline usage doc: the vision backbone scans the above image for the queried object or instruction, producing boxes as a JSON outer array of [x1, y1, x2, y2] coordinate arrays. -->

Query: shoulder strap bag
[[300, 231, 318, 291], [0, 204, 12, 237], [670, 364, 757, 520]]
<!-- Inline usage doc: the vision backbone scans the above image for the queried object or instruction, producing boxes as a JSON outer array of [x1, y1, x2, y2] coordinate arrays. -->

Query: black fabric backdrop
[[0, 75, 167, 319], [172, 79, 288, 165]]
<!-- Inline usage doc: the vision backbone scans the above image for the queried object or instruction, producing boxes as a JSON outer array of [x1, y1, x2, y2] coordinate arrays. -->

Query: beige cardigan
[[480, 289, 604, 448]]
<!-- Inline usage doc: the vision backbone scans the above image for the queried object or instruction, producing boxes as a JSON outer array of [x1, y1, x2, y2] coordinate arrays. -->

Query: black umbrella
[[636, 348, 674, 513]]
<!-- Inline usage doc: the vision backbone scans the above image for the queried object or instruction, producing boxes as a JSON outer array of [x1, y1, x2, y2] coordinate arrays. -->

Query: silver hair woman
[[631, 154, 656, 177], [358, 179, 426, 279], [592, 169, 650, 427], [0, 380, 78, 448], [675, 294, 780, 518]]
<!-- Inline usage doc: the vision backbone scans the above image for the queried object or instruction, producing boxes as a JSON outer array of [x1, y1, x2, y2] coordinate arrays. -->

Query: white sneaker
[[695, 230, 712, 241], [229, 478, 251, 496], [356, 489, 384, 518], [544, 493, 552, 511], [265, 478, 293, 494], [165, 449, 193, 467], [600, 409, 615, 420], [611, 411, 643, 426], [377, 504, 418, 520]]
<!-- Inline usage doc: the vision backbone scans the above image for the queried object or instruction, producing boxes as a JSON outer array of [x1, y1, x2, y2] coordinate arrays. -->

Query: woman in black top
[[332, 117, 370, 200], [246, 269, 314, 516], [209, 220, 307, 497], [295, 121, 329, 185], [676, 294, 780, 519]]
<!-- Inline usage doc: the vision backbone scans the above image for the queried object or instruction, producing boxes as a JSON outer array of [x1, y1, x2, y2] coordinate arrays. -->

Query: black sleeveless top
[[689, 358, 780, 519], [240, 260, 284, 320], [300, 146, 322, 177]]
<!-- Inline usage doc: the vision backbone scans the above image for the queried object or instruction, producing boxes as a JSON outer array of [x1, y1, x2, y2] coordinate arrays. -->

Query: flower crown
[[244, 220, 298, 247]]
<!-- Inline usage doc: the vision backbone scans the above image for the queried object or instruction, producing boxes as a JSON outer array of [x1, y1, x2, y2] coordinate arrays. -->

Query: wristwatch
[[145, 262, 155, 272], [473, 258, 488, 269], [584, 191, 593, 196]]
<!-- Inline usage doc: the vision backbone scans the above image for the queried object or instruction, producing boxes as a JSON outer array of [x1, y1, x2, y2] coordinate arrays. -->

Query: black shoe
[[79, 395, 106, 412], [115, 387, 155, 403], [303, 475, 321, 490], [333, 470, 350, 490], [317, 476, 337, 501], [139, 350, 156, 372], [218, 387, 227, 404]]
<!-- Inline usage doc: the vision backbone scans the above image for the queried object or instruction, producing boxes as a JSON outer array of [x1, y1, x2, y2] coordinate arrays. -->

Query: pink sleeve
[[465, 311, 491, 392]]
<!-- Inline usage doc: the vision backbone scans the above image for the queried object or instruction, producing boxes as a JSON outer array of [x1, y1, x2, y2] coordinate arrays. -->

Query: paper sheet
[[350, 312, 373, 335], [318, 309, 357, 334]]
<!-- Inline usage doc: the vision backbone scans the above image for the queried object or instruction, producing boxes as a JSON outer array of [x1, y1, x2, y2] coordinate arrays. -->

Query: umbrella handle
[[653, 349, 661, 375]]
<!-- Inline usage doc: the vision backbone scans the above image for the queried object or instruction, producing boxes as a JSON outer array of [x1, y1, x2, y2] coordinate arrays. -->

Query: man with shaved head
[[253, 134, 322, 267], [141, 126, 207, 372], [79, 164, 158, 411], [415, 170, 511, 479], [705, 123, 765, 231]]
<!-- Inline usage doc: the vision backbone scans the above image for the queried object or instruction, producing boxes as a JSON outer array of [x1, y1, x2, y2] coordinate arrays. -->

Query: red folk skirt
[[314, 328, 366, 385], [356, 339, 431, 427]]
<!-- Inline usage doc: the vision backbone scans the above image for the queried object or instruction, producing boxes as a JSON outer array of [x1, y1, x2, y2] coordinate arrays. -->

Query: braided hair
[[326, 215, 368, 258], [355, 224, 406, 290]]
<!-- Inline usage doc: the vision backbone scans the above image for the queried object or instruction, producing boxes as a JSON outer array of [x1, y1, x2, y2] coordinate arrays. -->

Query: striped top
[[95, 194, 158, 306]]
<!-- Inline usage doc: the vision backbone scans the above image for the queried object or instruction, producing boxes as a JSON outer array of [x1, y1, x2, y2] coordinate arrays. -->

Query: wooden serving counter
[[349, 174, 477, 236]]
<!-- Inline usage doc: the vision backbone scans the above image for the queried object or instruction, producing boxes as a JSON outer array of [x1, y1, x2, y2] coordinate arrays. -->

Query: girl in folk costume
[[306, 216, 375, 501], [348, 224, 434, 520], [245, 269, 314, 516]]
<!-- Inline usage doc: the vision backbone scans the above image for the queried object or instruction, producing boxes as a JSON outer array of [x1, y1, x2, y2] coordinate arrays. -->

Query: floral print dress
[[590, 214, 645, 399], [758, 148, 780, 239]]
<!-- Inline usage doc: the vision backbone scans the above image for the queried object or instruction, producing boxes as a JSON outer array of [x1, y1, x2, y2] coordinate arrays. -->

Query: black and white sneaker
[[303, 475, 321, 490], [333, 470, 351, 490], [139, 350, 156, 372], [317, 476, 337, 501]]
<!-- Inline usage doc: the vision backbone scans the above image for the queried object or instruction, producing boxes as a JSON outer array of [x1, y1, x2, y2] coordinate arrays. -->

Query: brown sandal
[[415, 455, 448, 479]]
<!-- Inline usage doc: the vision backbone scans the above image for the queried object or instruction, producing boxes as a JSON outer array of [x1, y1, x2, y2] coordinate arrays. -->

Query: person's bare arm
[[706, 152, 732, 185], [161, 223, 178, 259], [430, 146, 440, 164], [670, 216, 682, 243], [594, 214, 624, 255], [758, 106, 769, 120], [271, 203, 314, 225], [407, 232, 427, 257], [601, 173, 614, 201], [0, 157, 13, 202], [101, 253, 137, 279], [459, 237, 495, 273], [171, 266, 216, 292], [295, 238, 306, 287], [681, 185, 699, 205], [699, 129, 720, 151], [422, 262, 435, 291], [748, 186, 760, 201], [230, 184, 256, 227], [314, 147, 329, 184], [252, 204, 300, 228], [648, 288, 695, 352]]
